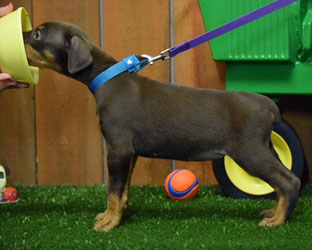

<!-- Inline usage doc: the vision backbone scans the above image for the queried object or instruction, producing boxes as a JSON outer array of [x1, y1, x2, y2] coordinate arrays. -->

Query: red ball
[[2, 187, 18, 202], [165, 169, 199, 200]]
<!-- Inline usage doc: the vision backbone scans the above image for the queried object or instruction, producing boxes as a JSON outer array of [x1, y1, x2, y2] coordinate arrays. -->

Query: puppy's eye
[[33, 30, 42, 41]]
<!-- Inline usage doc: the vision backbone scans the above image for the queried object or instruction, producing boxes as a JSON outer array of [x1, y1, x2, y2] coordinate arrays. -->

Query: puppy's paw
[[258, 217, 285, 227], [93, 211, 121, 232], [260, 209, 275, 218], [95, 211, 107, 221]]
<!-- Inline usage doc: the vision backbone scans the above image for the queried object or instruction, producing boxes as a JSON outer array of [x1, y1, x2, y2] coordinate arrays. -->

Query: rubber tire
[[212, 120, 305, 199]]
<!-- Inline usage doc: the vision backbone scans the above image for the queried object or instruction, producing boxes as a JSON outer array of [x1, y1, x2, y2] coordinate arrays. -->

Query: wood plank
[[103, 0, 172, 185], [173, 0, 226, 184], [32, 0, 103, 184], [0, 0, 36, 184]]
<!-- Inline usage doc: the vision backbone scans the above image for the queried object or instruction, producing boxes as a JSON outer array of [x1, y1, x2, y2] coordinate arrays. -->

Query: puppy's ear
[[68, 36, 93, 74]]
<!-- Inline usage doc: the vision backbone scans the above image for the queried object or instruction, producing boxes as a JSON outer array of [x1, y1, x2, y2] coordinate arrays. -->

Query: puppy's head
[[23, 21, 93, 75]]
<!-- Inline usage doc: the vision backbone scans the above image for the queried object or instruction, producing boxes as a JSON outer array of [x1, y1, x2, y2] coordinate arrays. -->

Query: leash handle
[[169, 0, 297, 58]]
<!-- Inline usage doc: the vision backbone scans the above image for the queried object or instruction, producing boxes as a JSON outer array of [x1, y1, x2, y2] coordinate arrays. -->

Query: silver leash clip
[[141, 48, 171, 65]]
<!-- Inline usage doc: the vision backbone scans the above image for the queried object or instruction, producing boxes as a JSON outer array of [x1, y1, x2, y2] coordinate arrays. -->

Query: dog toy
[[0, 7, 39, 84], [0, 165, 18, 204], [165, 169, 199, 200]]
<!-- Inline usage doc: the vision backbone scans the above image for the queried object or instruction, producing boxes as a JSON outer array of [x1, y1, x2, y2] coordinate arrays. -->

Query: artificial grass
[[1, 185, 312, 250]]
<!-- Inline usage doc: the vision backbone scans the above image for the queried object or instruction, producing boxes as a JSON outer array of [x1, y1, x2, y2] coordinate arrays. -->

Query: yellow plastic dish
[[0, 7, 39, 85], [225, 132, 292, 196]]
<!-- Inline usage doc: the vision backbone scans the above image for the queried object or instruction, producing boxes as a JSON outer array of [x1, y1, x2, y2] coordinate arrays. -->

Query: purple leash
[[90, 0, 298, 93], [141, 0, 297, 64]]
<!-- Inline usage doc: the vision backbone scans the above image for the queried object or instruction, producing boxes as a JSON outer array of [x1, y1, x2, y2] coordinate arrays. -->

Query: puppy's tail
[[270, 101, 282, 124]]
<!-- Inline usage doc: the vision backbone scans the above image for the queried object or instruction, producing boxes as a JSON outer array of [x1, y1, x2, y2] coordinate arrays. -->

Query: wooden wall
[[0, 0, 224, 185]]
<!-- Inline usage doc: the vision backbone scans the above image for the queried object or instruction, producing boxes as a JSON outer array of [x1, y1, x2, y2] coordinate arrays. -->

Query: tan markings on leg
[[259, 188, 286, 227], [260, 189, 280, 218], [120, 156, 137, 211], [93, 193, 123, 232], [94, 156, 137, 232]]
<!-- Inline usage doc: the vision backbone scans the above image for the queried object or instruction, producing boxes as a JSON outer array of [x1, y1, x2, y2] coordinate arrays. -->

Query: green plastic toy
[[199, 0, 312, 94]]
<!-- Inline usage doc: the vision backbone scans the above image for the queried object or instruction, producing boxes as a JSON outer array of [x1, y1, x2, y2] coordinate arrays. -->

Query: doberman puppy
[[23, 21, 301, 232]]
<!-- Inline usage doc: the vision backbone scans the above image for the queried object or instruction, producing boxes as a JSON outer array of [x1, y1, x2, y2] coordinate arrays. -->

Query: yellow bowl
[[0, 7, 39, 85], [224, 131, 293, 196]]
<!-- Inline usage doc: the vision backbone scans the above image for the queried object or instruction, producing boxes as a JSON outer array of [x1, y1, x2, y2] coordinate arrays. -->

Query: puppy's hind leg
[[260, 193, 279, 219], [93, 151, 137, 232], [258, 172, 300, 227], [260, 141, 280, 219], [232, 147, 301, 226]]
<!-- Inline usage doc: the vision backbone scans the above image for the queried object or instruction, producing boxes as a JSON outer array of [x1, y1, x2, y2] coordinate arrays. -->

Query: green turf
[[1, 185, 312, 250]]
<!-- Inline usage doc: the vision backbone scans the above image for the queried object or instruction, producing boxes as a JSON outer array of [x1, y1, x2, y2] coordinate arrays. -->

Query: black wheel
[[213, 120, 305, 199]]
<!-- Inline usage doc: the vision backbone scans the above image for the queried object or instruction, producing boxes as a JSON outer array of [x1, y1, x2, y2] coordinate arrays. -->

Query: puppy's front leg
[[93, 152, 136, 232]]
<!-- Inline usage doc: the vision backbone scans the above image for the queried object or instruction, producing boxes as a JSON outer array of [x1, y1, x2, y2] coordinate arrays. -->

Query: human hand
[[0, 3, 29, 92], [0, 2, 13, 17], [0, 72, 29, 92]]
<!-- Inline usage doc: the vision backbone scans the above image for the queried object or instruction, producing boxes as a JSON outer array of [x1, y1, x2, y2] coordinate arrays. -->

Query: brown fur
[[23, 21, 301, 231]]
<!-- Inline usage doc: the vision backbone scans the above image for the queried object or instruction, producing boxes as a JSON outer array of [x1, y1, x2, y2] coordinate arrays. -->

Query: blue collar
[[88, 55, 148, 94]]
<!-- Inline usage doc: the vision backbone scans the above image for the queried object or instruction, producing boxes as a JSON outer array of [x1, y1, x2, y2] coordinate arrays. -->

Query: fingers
[[0, 81, 29, 89], [0, 81, 29, 92], [0, 2, 13, 18], [14, 82, 29, 88], [0, 80, 15, 92], [0, 72, 12, 82], [0, 73, 29, 91]]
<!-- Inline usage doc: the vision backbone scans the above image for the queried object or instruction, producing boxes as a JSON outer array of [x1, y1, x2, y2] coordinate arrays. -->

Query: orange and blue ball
[[165, 169, 199, 200]]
